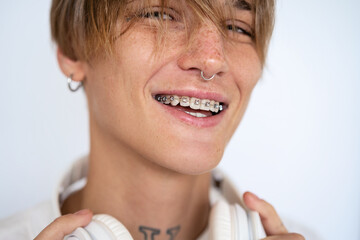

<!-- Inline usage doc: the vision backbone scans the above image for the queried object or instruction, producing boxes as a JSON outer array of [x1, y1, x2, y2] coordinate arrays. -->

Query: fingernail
[[248, 192, 260, 200], [74, 209, 90, 215]]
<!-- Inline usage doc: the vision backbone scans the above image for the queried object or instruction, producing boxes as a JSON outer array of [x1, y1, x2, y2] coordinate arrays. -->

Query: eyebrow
[[233, 0, 252, 11]]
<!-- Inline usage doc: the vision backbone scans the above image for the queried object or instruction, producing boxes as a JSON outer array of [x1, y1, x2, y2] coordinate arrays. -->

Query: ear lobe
[[57, 48, 86, 82]]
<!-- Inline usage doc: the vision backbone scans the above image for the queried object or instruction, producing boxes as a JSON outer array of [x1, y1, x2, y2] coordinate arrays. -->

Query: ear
[[57, 48, 86, 82]]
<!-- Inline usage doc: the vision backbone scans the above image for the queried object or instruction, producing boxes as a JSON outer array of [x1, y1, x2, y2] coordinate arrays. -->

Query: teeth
[[200, 99, 211, 111], [180, 96, 190, 107], [184, 111, 207, 118], [156, 94, 223, 113], [170, 95, 180, 106], [164, 95, 171, 104], [190, 97, 200, 110], [213, 102, 219, 113], [209, 100, 216, 112]]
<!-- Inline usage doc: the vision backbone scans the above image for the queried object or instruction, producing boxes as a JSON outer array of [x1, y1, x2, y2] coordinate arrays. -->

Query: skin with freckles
[[35, 0, 300, 240], [80, 1, 261, 176], [57, 1, 261, 239]]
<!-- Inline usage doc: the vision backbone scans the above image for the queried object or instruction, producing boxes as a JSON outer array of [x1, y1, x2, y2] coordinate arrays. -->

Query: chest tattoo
[[139, 225, 181, 240]]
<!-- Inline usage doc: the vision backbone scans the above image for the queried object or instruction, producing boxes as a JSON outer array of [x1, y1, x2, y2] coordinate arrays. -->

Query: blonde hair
[[50, 0, 275, 65]]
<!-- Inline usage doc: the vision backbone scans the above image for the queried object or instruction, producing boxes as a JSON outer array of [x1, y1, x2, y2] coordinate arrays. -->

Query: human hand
[[243, 192, 305, 240], [34, 209, 93, 240]]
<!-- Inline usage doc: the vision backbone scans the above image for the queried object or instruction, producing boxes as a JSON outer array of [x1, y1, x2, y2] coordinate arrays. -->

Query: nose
[[177, 21, 229, 80]]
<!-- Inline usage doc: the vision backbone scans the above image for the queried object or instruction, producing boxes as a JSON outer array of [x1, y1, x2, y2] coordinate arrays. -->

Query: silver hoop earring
[[201, 71, 216, 81], [67, 74, 82, 92]]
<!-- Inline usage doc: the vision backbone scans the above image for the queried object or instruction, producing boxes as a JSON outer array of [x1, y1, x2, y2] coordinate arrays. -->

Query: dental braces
[[156, 95, 223, 112]]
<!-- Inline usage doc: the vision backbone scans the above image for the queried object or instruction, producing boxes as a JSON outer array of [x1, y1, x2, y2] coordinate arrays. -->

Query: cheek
[[222, 45, 262, 139], [229, 45, 262, 91], [232, 53, 261, 120], [84, 71, 122, 134], [87, 33, 155, 105]]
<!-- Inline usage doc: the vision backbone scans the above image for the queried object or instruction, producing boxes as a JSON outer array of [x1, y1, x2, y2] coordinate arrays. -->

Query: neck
[[61, 122, 211, 240]]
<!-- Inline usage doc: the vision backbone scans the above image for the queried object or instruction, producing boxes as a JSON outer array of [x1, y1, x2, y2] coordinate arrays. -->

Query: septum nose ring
[[201, 71, 216, 81]]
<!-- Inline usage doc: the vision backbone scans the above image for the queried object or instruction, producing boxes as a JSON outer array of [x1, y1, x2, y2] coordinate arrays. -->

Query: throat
[[60, 189, 84, 215], [74, 164, 212, 240]]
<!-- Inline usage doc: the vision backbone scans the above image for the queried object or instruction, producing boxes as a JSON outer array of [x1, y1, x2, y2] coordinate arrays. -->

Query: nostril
[[176, 35, 229, 76]]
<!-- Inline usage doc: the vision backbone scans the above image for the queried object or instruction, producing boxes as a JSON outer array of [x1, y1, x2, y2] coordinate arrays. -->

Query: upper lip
[[152, 89, 229, 105]]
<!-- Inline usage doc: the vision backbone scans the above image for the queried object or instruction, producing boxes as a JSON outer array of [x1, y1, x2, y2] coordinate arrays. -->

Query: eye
[[226, 25, 251, 36], [127, 6, 184, 32], [226, 24, 252, 38], [224, 19, 254, 42], [139, 9, 174, 21]]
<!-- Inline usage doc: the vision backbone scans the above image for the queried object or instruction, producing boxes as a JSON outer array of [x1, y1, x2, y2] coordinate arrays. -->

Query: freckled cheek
[[228, 49, 262, 96], [110, 42, 151, 99]]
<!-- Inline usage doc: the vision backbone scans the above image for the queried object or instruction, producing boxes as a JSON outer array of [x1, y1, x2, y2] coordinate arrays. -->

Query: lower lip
[[155, 101, 226, 128]]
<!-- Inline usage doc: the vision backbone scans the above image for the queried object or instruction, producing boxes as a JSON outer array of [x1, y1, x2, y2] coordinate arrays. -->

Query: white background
[[0, 1, 359, 239]]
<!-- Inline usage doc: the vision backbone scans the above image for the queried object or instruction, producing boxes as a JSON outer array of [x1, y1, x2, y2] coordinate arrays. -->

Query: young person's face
[[83, 0, 262, 174]]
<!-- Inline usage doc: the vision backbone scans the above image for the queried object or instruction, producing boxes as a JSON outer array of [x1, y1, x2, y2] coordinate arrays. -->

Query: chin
[[157, 144, 225, 176]]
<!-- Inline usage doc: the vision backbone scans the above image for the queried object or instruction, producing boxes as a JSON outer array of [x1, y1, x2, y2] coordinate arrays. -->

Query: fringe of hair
[[51, 0, 275, 65]]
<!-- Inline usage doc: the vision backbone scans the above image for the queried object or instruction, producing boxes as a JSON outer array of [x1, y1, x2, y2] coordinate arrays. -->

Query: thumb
[[243, 192, 288, 236], [35, 209, 93, 240]]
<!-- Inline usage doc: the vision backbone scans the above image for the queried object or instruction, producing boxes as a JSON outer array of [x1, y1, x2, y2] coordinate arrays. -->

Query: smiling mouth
[[155, 94, 225, 117]]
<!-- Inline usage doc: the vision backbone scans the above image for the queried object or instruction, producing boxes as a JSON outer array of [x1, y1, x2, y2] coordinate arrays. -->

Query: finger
[[261, 233, 305, 240], [243, 192, 288, 236], [34, 209, 93, 240]]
